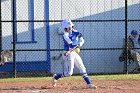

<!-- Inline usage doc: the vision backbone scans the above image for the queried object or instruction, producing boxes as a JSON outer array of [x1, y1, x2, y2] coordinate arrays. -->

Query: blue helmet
[[131, 30, 138, 35]]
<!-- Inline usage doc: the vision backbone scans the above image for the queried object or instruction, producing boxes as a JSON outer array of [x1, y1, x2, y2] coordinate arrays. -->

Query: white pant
[[63, 51, 86, 76]]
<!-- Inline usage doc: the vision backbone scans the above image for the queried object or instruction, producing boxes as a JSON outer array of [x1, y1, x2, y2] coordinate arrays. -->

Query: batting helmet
[[62, 19, 74, 29]]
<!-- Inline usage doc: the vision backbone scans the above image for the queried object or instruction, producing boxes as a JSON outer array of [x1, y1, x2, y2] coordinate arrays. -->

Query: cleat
[[87, 84, 97, 89], [52, 74, 57, 87]]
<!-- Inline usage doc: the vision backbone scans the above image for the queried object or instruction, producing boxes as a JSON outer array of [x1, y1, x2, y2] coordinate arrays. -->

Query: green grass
[[0, 74, 140, 83], [89, 74, 140, 80]]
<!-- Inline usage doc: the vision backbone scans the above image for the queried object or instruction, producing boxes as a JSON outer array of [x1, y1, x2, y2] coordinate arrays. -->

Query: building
[[1, 0, 140, 75]]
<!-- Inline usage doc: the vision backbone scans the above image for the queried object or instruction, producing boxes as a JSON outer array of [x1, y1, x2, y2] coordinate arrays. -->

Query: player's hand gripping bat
[[64, 45, 79, 56]]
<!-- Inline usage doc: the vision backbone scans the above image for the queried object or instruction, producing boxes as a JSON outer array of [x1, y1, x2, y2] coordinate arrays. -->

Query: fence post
[[124, 0, 128, 74], [12, 0, 17, 78]]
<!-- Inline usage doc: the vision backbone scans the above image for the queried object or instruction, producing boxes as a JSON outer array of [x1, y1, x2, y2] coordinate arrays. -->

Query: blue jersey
[[63, 30, 82, 51]]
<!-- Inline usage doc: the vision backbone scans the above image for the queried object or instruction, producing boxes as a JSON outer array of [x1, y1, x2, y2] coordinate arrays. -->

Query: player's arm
[[64, 31, 84, 55], [74, 31, 84, 47], [64, 45, 78, 56], [63, 33, 77, 56], [79, 37, 84, 47]]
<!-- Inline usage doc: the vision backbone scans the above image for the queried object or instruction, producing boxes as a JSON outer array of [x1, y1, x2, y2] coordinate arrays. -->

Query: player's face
[[65, 27, 72, 32]]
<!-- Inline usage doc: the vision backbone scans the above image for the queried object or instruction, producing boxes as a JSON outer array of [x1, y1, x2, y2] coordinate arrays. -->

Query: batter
[[51, 19, 97, 89]]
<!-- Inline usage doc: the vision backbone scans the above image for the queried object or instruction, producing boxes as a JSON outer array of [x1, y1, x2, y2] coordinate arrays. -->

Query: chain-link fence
[[0, 0, 140, 78]]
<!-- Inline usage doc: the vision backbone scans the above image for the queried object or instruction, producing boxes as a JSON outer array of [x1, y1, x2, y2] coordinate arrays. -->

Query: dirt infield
[[0, 80, 140, 93]]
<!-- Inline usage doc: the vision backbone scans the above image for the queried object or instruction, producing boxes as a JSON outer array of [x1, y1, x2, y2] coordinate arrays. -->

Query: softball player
[[129, 30, 140, 63], [51, 19, 97, 89]]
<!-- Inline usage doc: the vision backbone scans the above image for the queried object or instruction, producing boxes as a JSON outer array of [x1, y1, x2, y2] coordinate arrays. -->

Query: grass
[[89, 74, 140, 80], [0, 74, 140, 83]]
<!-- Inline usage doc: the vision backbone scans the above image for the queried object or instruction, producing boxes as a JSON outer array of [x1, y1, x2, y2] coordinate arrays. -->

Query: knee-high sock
[[82, 73, 92, 84], [54, 72, 65, 80]]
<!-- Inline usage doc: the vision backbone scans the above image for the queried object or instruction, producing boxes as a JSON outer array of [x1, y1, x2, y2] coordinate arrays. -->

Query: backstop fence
[[0, 0, 140, 78]]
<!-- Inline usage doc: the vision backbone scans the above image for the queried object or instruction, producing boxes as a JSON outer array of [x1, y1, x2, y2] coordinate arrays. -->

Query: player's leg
[[74, 53, 97, 89], [52, 52, 75, 87], [53, 56, 74, 79], [131, 50, 140, 64]]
